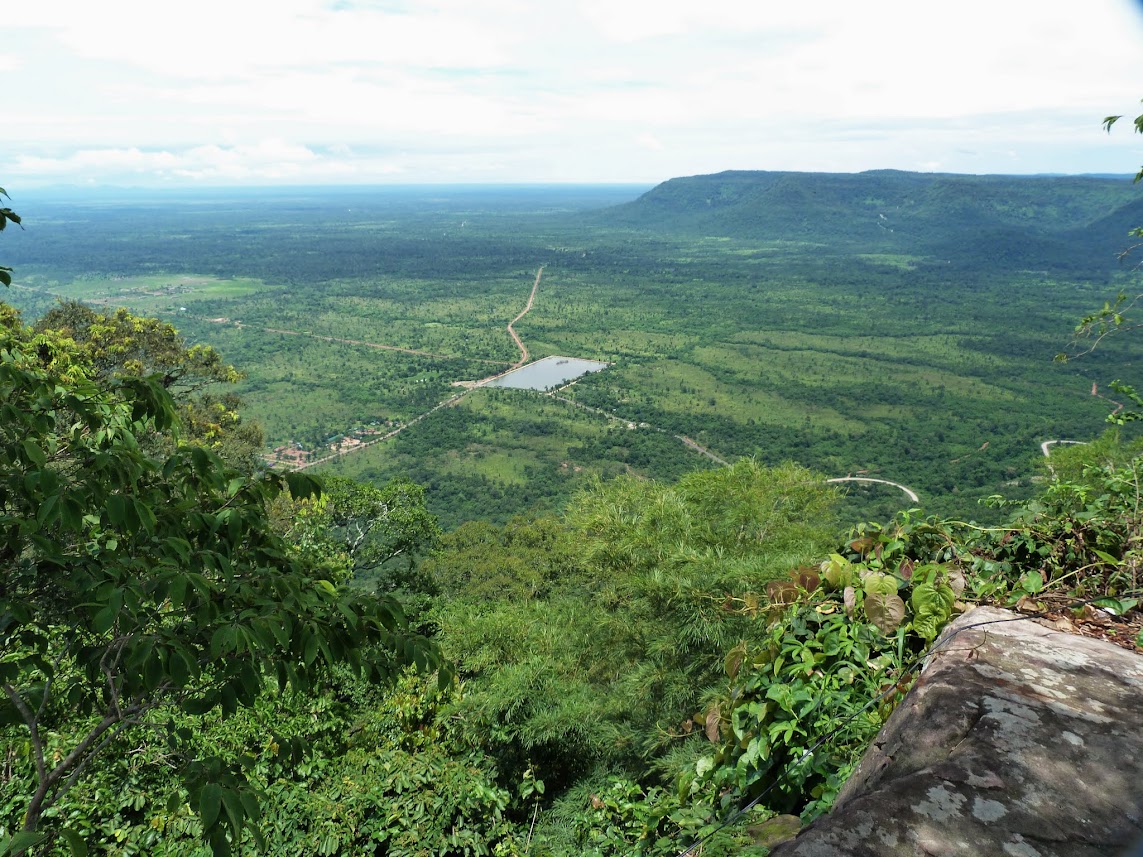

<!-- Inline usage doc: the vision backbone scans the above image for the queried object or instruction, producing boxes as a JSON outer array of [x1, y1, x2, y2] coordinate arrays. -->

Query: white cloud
[[12, 141, 407, 183], [8, 0, 520, 79], [4, 0, 1143, 183]]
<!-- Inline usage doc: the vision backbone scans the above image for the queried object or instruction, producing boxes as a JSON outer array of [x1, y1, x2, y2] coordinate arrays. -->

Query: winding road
[[505, 266, 543, 370], [826, 477, 919, 503], [1041, 440, 1086, 457]]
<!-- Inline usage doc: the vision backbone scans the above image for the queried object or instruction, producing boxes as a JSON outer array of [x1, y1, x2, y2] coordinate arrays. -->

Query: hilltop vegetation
[[599, 169, 1142, 272]]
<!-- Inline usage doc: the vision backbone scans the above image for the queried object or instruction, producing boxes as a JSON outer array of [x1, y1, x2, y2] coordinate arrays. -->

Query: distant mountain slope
[[597, 170, 1143, 275]]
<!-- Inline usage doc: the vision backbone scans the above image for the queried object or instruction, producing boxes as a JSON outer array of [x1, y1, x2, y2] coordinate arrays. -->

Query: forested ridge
[[3, 173, 1143, 854]]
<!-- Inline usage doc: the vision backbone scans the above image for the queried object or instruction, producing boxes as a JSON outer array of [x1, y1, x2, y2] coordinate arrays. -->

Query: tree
[[285, 476, 440, 579], [0, 187, 20, 287], [0, 311, 440, 855], [280, 475, 442, 619], [1102, 108, 1143, 183], [1057, 106, 1143, 422], [429, 460, 839, 801], [34, 301, 264, 469]]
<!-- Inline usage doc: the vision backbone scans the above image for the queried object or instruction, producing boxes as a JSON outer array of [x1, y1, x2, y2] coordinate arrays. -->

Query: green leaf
[[210, 626, 234, 660], [169, 574, 189, 610], [285, 471, 322, 500], [1091, 596, 1139, 617], [35, 493, 60, 526], [199, 782, 223, 832], [862, 572, 898, 597], [1021, 570, 1044, 594], [144, 650, 164, 690], [21, 439, 47, 467], [3, 831, 48, 854], [208, 827, 231, 857], [92, 603, 119, 634], [910, 581, 955, 642], [227, 508, 242, 543], [821, 554, 855, 589], [61, 829, 88, 857], [221, 789, 245, 841], [134, 499, 157, 535], [183, 692, 218, 716], [238, 789, 261, 822], [269, 619, 291, 649], [303, 632, 320, 667], [169, 646, 194, 687]]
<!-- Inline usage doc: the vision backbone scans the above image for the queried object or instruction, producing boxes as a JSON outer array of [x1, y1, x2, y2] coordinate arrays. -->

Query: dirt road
[[826, 476, 919, 503], [507, 266, 543, 369]]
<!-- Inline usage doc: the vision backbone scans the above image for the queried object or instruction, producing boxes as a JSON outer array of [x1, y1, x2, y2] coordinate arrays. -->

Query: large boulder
[[769, 606, 1143, 856]]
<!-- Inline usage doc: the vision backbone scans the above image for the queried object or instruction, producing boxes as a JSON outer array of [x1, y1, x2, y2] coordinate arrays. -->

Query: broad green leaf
[[107, 494, 127, 528], [208, 826, 231, 857], [20, 439, 46, 467], [303, 632, 319, 667], [862, 572, 898, 597], [238, 789, 261, 822], [3, 831, 48, 854], [821, 554, 856, 589], [92, 604, 119, 634], [61, 829, 88, 857], [285, 471, 322, 500], [35, 493, 60, 526], [169, 574, 189, 610], [144, 650, 164, 691], [911, 581, 955, 634], [210, 626, 235, 660], [1091, 596, 1139, 616], [221, 789, 245, 841], [134, 499, 157, 535]]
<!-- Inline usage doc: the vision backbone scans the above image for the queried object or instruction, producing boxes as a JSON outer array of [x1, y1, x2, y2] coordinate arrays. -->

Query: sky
[[5, 0, 1143, 187]]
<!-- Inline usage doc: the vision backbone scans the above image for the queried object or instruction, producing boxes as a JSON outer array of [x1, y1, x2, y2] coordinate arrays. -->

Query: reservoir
[[483, 355, 609, 391]]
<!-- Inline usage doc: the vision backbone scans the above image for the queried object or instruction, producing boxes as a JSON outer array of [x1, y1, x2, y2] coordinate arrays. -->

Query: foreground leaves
[[0, 310, 440, 853]]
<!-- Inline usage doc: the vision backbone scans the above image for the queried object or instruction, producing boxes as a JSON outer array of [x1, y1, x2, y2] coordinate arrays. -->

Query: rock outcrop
[[769, 606, 1143, 856]]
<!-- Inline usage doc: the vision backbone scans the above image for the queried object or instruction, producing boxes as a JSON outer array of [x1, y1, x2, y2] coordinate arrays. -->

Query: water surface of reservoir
[[484, 355, 609, 391]]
